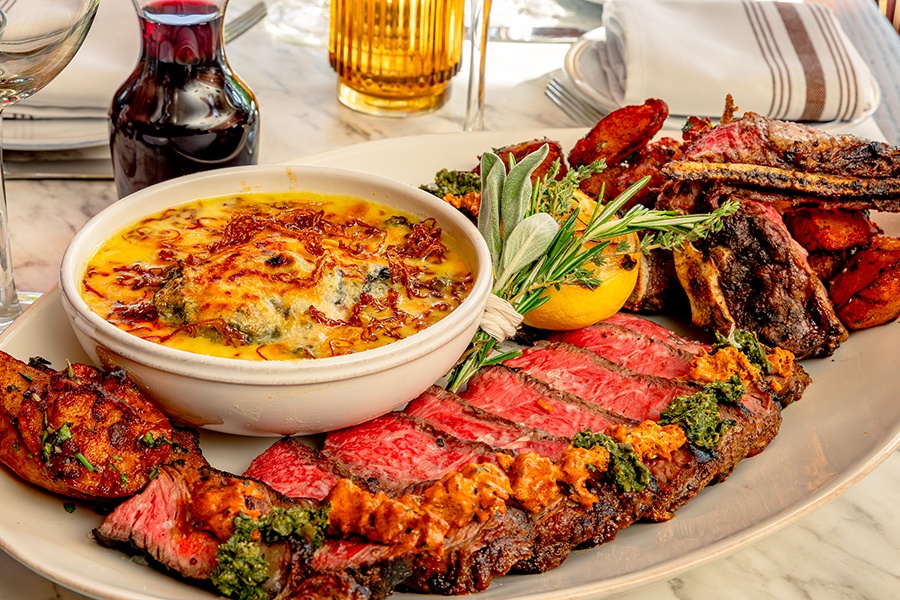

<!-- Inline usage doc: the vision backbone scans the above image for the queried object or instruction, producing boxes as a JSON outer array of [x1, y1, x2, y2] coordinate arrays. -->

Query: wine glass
[[464, 0, 492, 131], [0, 0, 99, 329]]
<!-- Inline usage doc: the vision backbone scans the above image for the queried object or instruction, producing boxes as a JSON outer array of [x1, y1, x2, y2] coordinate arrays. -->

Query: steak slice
[[244, 437, 348, 501], [244, 438, 417, 599], [404, 385, 650, 573], [605, 312, 711, 354], [460, 365, 633, 437], [556, 315, 811, 408], [550, 321, 699, 378], [322, 412, 502, 496], [305, 540, 414, 600], [93, 459, 323, 596], [505, 341, 697, 421], [502, 337, 784, 521], [681, 111, 900, 180], [404, 385, 570, 460], [322, 412, 534, 595]]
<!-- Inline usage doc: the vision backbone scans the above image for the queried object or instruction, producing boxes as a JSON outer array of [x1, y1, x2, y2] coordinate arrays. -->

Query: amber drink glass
[[329, 0, 465, 116]]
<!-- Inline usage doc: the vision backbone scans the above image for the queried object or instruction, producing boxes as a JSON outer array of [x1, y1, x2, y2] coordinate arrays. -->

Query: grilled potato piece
[[568, 98, 669, 168], [828, 235, 900, 330], [0, 352, 175, 500], [782, 207, 881, 252]]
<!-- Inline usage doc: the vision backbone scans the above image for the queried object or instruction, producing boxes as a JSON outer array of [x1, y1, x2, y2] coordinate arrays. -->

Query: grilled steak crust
[[663, 161, 900, 210], [662, 184, 849, 358], [305, 540, 414, 600], [681, 111, 900, 179]]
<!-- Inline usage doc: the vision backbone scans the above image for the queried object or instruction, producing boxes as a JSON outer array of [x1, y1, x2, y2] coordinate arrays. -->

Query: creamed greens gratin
[[81, 192, 473, 360]]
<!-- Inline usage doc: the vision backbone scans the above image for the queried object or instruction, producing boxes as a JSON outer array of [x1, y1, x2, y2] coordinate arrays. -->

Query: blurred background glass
[[266, 0, 330, 47]]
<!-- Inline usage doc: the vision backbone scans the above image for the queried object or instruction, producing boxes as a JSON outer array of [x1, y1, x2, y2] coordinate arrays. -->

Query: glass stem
[[0, 110, 23, 329], [464, 0, 491, 132]]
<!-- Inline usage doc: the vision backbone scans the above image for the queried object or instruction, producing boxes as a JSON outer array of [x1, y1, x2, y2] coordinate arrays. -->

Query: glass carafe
[[110, 0, 260, 198]]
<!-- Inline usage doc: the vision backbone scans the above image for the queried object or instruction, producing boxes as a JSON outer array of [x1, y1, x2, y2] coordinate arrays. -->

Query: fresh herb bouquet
[[445, 145, 739, 391]]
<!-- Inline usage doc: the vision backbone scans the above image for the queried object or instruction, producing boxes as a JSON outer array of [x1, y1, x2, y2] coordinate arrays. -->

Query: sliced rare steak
[[556, 314, 811, 408], [306, 539, 414, 600], [93, 459, 322, 596], [322, 412, 503, 496], [499, 339, 784, 521], [404, 385, 570, 460], [404, 385, 651, 573], [605, 312, 711, 354], [322, 412, 535, 595], [244, 438, 417, 600], [244, 436, 349, 500], [505, 341, 698, 421], [550, 320, 700, 378], [460, 364, 634, 437]]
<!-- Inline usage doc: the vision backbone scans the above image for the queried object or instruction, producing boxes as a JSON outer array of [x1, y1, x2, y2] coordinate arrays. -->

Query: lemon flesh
[[523, 234, 640, 331]]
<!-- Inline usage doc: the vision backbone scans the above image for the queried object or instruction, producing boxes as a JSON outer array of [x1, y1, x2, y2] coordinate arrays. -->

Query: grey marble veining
[[2, 3, 899, 600]]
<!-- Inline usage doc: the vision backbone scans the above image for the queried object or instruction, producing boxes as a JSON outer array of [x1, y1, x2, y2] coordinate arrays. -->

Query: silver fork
[[224, 1, 268, 44], [545, 74, 606, 127]]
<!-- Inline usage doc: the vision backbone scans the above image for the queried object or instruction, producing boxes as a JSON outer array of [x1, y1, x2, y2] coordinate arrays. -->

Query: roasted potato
[[782, 206, 881, 252], [0, 352, 175, 500], [568, 98, 669, 168], [828, 235, 900, 330]]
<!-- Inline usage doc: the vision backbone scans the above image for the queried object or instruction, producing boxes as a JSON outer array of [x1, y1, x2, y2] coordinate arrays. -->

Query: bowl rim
[[59, 164, 492, 385]]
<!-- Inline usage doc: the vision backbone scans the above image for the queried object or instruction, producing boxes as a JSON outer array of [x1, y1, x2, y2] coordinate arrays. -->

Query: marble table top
[[2, 1, 898, 599]]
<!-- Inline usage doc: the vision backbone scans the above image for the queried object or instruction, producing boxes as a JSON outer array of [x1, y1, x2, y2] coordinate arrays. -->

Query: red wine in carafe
[[110, 0, 260, 198]]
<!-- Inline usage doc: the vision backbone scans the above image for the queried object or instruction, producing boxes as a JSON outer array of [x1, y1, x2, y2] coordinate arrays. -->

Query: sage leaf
[[501, 144, 549, 239], [478, 152, 506, 267], [494, 212, 558, 292]]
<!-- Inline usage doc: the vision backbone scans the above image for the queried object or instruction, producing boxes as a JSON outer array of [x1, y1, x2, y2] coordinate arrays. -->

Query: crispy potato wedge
[[568, 98, 669, 168], [828, 235, 900, 330], [782, 207, 881, 252], [0, 352, 175, 500]]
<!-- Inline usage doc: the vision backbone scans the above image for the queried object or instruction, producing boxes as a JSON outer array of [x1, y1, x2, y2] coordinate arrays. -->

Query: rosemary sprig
[[445, 145, 739, 392]]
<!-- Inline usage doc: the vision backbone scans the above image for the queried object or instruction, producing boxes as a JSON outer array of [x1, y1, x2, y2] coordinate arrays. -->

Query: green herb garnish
[[210, 505, 330, 600], [713, 328, 772, 373], [445, 144, 739, 391], [659, 376, 744, 449], [420, 168, 482, 199], [572, 430, 651, 492]]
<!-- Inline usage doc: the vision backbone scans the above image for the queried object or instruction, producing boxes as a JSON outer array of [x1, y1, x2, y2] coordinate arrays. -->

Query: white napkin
[[6, 0, 140, 120], [590, 0, 880, 122]]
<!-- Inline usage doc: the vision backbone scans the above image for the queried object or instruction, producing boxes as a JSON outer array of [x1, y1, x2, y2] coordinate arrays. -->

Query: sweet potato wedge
[[0, 351, 175, 500], [828, 235, 900, 330]]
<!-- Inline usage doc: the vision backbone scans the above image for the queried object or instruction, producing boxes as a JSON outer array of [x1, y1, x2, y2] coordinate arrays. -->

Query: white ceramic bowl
[[59, 165, 491, 437]]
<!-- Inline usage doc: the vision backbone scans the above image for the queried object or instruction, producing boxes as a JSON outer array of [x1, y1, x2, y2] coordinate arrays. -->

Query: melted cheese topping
[[81, 192, 473, 360]]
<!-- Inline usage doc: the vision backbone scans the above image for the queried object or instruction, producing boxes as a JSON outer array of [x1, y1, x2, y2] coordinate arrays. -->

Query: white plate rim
[[0, 126, 897, 600]]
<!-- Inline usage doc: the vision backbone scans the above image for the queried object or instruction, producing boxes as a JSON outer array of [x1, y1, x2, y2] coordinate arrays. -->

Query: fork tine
[[224, 1, 268, 44], [545, 76, 606, 127]]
